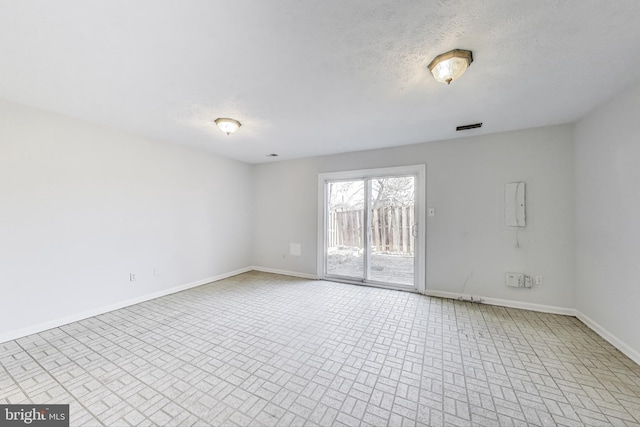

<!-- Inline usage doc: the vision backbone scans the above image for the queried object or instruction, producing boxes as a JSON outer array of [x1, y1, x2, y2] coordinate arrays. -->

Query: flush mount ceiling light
[[428, 49, 473, 84], [214, 118, 241, 135]]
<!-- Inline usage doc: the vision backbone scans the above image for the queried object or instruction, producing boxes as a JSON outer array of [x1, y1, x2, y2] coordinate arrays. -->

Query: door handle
[[412, 224, 418, 238]]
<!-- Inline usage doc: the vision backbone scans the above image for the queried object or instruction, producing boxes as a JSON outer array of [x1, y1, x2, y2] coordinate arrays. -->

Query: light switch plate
[[290, 243, 301, 256]]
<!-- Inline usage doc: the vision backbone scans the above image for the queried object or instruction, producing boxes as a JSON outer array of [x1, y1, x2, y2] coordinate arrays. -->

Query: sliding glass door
[[368, 176, 415, 286], [326, 180, 366, 280], [319, 166, 425, 291]]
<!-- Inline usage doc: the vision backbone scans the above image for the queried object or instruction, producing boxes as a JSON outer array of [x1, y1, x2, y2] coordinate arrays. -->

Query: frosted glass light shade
[[428, 49, 473, 84], [215, 118, 241, 135]]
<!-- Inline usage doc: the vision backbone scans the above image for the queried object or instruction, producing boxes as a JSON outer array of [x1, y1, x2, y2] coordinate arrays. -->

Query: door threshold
[[322, 276, 418, 293]]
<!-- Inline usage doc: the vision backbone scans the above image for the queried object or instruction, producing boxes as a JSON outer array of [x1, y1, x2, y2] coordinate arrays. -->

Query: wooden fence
[[328, 206, 414, 254]]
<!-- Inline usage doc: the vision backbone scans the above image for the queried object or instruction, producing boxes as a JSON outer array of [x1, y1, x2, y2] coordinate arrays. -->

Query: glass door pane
[[368, 176, 415, 286], [320, 165, 423, 292], [325, 180, 365, 279]]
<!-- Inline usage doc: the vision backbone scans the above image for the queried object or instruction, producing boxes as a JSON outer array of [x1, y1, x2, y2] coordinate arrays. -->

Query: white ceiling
[[1, 1, 640, 164]]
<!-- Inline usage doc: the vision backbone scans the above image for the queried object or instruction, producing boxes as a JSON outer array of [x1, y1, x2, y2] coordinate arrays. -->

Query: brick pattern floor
[[1, 271, 640, 426]]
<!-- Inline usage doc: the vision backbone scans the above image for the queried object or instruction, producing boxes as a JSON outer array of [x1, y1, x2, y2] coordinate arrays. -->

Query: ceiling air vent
[[456, 122, 482, 131]]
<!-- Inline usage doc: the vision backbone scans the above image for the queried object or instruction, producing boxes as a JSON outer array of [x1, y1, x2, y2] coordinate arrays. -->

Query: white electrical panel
[[506, 272, 523, 287], [505, 182, 525, 227], [506, 272, 532, 288]]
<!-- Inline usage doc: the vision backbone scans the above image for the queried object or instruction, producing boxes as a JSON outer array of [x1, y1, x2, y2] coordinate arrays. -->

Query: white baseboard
[[250, 266, 318, 280], [0, 266, 252, 344], [3, 268, 638, 368], [576, 311, 640, 366], [425, 289, 639, 365], [424, 289, 577, 316]]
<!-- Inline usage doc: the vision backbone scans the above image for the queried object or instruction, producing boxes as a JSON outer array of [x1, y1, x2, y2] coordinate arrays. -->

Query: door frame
[[317, 164, 426, 294]]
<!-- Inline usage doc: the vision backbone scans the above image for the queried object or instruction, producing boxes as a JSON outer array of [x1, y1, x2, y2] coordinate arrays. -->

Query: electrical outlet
[[129, 273, 136, 282], [153, 268, 159, 276], [524, 275, 532, 288], [535, 275, 543, 285]]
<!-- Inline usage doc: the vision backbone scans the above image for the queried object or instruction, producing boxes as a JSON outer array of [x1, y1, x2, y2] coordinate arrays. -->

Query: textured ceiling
[[1, 1, 640, 163]]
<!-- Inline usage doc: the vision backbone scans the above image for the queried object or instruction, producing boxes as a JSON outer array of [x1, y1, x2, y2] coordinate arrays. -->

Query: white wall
[[575, 81, 640, 359], [0, 99, 253, 339], [253, 125, 576, 308]]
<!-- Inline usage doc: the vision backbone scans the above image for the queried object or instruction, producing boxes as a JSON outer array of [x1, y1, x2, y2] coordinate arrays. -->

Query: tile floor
[[1, 271, 640, 426]]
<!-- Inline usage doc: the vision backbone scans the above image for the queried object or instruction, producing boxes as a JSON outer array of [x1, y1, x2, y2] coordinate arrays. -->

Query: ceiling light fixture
[[215, 118, 241, 135], [428, 49, 473, 85]]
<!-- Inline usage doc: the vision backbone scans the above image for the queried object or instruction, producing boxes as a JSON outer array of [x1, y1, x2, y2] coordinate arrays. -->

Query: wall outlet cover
[[290, 243, 301, 256]]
